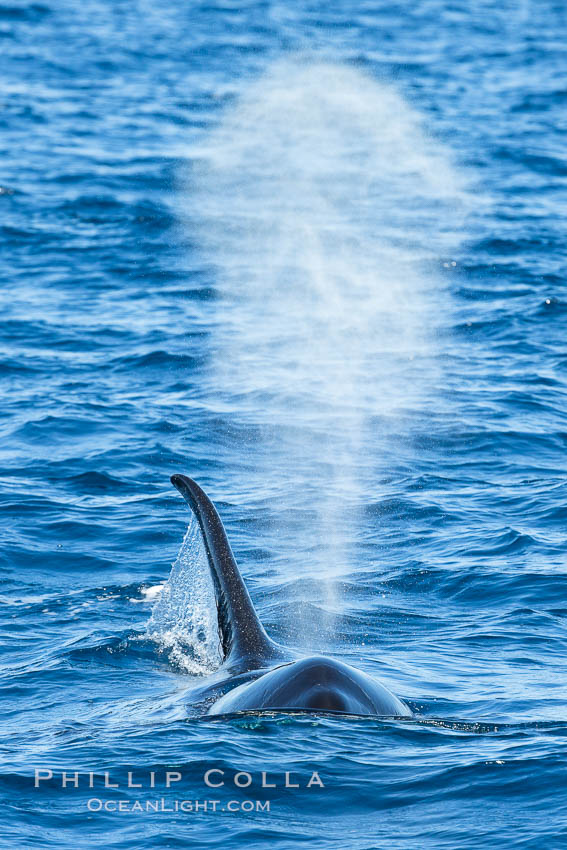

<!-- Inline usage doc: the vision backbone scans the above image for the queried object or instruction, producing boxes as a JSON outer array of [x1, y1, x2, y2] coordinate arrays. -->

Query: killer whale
[[170, 474, 412, 717]]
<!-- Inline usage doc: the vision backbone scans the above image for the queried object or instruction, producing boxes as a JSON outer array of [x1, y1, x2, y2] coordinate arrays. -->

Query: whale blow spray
[[186, 59, 468, 647]]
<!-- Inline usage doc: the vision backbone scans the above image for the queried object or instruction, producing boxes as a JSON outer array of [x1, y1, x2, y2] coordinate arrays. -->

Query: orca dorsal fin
[[170, 474, 286, 673]]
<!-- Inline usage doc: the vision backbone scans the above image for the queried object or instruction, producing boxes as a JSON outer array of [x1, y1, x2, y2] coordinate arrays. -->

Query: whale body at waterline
[[170, 474, 412, 718]]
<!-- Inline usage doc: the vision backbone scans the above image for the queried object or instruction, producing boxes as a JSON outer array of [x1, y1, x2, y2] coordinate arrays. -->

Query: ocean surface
[[2, 1, 567, 847]]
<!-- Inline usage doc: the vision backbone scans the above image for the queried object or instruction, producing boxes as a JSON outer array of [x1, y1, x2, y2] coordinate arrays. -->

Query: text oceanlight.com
[[87, 798, 271, 813]]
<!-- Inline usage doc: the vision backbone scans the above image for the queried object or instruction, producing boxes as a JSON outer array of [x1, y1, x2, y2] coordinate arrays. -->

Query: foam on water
[[186, 58, 471, 642], [146, 516, 222, 674]]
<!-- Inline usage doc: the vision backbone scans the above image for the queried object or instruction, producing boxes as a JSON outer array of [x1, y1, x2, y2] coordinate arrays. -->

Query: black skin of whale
[[170, 474, 412, 718]]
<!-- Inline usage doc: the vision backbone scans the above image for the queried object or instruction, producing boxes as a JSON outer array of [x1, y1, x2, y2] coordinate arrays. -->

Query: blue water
[[2, 1, 567, 847]]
